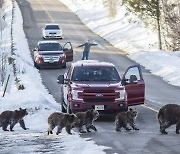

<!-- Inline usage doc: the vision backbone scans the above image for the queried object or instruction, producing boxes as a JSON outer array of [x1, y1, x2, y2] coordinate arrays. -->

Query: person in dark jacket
[[77, 39, 98, 60]]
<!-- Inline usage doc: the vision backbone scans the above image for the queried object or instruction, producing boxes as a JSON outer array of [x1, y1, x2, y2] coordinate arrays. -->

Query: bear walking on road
[[0, 108, 28, 131], [115, 108, 139, 132], [74, 109, 99, 133], [157, 104, 180, 134], [47, 112, 80, 135]]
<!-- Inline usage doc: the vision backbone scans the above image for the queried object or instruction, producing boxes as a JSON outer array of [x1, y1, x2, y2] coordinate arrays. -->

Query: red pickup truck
[[57, 60, 145, 114]]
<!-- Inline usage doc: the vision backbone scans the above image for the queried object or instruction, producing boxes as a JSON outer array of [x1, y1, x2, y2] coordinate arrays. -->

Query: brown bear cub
[[115, 108, 139, 132], [74, 109, 99, 133], [0, 108, 28, 131], [157, 104, 180, 134], [47, 112, 80, 135]]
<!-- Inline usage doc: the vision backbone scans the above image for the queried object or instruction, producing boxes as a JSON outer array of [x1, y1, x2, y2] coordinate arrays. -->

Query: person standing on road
[[77, 39, 98, 60]]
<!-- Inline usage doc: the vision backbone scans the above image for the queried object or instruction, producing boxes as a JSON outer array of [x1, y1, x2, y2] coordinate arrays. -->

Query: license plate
[[95, 105, 104, 110], [49, 60, 54, 63]]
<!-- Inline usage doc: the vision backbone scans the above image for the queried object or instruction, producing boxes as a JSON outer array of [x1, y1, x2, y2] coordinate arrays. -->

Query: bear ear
[[129, 108, 132, 111], [19, 108, 22, 110]]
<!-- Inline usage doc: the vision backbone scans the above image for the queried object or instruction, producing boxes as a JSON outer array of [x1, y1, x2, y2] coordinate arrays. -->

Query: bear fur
[[47, 112, 80, 135], [0, 108, 28, 131], [74, 109, 99, 133], [157, 104, 180, 134], [115, 108, 139, 132]]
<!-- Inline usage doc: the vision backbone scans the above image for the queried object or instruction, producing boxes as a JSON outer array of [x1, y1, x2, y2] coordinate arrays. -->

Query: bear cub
[[47, 112, 80, 135], [115, 108, 139, 132], [157, 104, 180, 134], [74, 109, 99, 133], [0, 108, 28, 131]]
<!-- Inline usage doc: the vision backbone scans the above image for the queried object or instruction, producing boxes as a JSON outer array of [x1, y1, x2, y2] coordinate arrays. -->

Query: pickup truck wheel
[[34, 62, 40, 69]]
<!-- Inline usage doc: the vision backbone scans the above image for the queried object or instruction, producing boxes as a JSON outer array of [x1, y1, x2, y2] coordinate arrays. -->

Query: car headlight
[[115, 89, 126, 101], [45, 31, 49, 35], [72, 90, 83, 101], [34, 52, 42, 59]]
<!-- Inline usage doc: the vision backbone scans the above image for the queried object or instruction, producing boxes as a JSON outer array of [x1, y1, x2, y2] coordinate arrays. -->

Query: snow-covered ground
[[0, 0, 180, 153]]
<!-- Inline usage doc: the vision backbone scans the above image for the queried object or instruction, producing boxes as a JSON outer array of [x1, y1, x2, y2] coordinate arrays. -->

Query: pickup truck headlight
[[115, 89, 126, 101], [59, 53, 65, 58], [72, 90, 83, 101]]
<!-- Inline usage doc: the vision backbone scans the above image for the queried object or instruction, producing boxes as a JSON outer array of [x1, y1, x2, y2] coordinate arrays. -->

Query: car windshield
[[38, 43, 62, 51], [72, 66, 121, 82], [45, 25, 60, 30]]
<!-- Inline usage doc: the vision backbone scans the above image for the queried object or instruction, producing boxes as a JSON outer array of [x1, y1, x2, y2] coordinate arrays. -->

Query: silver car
[[42, 23, 62, 39]]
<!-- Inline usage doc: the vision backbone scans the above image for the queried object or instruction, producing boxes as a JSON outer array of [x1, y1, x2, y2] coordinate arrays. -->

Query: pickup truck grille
[[84, 98, 114, 102], [82, 89, 117, 103], [49, 32, 57, 34], [42, 55, 59, 62]]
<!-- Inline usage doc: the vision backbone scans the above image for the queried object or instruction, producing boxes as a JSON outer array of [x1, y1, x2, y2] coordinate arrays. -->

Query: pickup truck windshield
[[38, 43, 62, 51], [72, 66, 121, 82]]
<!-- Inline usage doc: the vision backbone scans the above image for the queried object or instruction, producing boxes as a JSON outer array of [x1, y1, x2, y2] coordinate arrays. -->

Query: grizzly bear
[[47, 112, 80, 135], [0, 108, 28, 131], [74, 109, 99, 133], [157, 104, 180, 134], [115, 108, 139, 132]]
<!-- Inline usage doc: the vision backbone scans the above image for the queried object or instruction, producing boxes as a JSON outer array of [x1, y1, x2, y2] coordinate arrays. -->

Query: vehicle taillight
[[72, 90, 83, 101], [115, 89, 126, 101]]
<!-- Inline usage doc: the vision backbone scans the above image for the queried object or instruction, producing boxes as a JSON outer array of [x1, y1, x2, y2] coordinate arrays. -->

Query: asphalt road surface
[[16, 0, 180, 153]]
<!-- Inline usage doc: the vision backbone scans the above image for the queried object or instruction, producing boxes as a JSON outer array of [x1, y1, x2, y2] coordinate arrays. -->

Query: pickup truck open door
[[122, 65, 145, 106], [63, 42, 73, 62]]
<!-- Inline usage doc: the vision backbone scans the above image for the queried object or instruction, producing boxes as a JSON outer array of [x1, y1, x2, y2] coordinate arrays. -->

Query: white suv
[[42, 23, 62, 39]]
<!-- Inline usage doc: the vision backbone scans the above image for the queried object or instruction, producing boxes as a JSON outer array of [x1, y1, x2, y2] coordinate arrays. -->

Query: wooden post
[[2, 74, 10, 97]]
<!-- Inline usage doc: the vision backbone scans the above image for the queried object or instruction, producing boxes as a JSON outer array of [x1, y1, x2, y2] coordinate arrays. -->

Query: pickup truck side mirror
[[32, 48, 37, 52], [57, 75, 70, 84], [57, 75, 64, 84], [121, 78, 128, 86]]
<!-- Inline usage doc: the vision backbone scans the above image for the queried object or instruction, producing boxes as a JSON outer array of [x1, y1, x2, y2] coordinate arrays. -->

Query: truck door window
[[124, 67, 140, 84], [63, 42, 72, 50]]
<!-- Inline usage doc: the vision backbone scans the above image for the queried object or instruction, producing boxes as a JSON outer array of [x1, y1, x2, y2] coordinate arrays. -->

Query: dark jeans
[[82, 51, 89, 60]]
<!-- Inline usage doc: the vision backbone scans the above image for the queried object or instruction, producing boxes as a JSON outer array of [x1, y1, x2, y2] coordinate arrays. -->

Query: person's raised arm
[[77, 43, 85, 48]]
